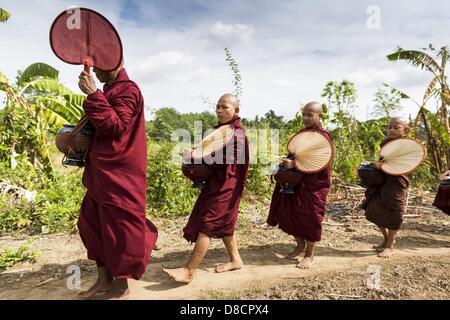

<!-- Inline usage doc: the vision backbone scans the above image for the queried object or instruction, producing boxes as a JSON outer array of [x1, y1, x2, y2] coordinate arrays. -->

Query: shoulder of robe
[[110, 82, 142, 103]]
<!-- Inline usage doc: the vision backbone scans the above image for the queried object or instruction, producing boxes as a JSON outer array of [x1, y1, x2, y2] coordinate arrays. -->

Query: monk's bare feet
[[95, 279, 130, 300], [296, 257, 314, 269], [96, 287, 130, 300], [77, 279, 113, 299], [163, 267, 194, 283], [373, 240, 395, 252], [377, 248, 394, 258], [373, 241, 386, 252], [215, 259, 243, 273], [286, 242, 306, 260]]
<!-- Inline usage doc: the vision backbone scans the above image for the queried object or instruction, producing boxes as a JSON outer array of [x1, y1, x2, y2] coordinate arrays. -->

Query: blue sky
[[1, 0, 450, 121]]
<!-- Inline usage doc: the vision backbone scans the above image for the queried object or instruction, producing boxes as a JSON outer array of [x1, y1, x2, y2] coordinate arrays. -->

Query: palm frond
[[387, 48, 441, 74]]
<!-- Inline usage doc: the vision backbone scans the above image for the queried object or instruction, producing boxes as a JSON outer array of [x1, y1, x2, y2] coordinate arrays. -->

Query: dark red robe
[[267, 125, 332, 242], [432, 186, 450, 216], [183, 115, 249, 242], [77, 68, 158, 280], [363, 138, 409, 230]]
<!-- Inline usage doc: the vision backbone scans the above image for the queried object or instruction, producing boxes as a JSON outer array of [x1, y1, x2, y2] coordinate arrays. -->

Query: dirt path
[[1, 198, 450, 300]]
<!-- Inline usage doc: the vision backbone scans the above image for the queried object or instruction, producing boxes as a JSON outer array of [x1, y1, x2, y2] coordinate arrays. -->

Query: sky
[[1, 0, 449, 121]]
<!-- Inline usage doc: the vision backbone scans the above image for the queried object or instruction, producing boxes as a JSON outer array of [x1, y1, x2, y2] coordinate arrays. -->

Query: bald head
[[390, 116, 409, 128], [216, 93, 240, 124], [302, 101, 324, 128], [218, 93, 240, 109], [303, 101, 323, 114], [388, 116, 409, 139]]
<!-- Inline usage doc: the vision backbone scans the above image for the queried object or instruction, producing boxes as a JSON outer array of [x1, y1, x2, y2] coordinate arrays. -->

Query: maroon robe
[[183, 115, 249, 242], [77, 69, 158, 279], [363, 138, 409, 230], [432, 186, 450, 216], [267, 125, 332, 242]]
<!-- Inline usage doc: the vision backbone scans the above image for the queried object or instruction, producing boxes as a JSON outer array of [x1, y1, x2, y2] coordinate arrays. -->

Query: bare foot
[[215, 260, 243, 273], [77, 279, 113, 299], [162, 267, 194, 283], [286, 242, 306, 260], [377, 248, 394, 258], [373, 240, 396, 252], [296, 257, 314, 269], [372, 242, 386, 252], [95, 287, 130, 300]]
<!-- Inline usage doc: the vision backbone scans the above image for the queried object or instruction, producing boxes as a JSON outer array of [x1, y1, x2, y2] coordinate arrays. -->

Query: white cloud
[[347, 68, 399, 86], [206, 21, 254, 46]]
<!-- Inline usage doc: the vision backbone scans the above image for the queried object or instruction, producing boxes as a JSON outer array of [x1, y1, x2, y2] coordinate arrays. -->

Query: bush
[[147, 142, 199, 216], [0, 157, 84, 234]]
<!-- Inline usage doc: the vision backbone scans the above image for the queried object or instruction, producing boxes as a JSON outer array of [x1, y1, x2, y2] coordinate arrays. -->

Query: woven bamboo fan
[[191, 124, 234, 158], [379, 138, 426, 175], [287, 130, 333, 173]]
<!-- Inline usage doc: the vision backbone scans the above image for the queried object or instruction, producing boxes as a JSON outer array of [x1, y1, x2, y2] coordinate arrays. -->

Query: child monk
[[362, 117, 410, 258], [163, 93, 249, 283], [267, 102, 332, 269]]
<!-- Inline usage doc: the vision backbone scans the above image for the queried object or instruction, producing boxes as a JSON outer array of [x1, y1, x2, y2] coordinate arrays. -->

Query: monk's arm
[[82, 85, 139, 139]]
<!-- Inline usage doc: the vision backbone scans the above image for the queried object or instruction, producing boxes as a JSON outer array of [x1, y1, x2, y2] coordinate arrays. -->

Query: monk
[[432, 170, 450, 216], [268, 102, 332, 269], [77, 61, 158, 299], [163, 94, 249, 283], [362, 117, 410, 258]]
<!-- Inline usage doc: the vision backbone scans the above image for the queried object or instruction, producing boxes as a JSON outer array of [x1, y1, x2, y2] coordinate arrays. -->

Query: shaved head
[[216, 93, 240, 124], [388, 116, 409, 139], [219, 93, 240, 109], [303, 101, 323, 114], [301, 101, 324, 128], [390, 116, 409, 128]]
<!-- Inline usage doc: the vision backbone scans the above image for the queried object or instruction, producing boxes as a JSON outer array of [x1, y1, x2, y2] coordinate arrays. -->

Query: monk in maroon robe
[[163, 94, 249, 283], [77, 61, 158, 299], [268, 102, 332, 269], [433, 170, 450, 216], [362, 117, 410, 258]]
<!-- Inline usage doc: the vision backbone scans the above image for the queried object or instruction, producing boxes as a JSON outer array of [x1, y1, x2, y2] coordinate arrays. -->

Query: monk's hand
[[78, 69, 97, 95], [283, 158, 294, 169], [440, 170, 450, 181], [183, 148, 193, 161]]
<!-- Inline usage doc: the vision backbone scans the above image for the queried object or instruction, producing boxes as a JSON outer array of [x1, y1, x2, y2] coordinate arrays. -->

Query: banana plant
[[0, 63, 85, 176], [387, 45, 450, 165], [0, 8, 10, 23]]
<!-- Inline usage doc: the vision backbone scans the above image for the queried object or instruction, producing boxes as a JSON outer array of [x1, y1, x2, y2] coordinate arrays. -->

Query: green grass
[[0, 243, 39, 271]]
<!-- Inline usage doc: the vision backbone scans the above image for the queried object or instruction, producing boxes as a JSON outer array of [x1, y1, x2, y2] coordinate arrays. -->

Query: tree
[[372, 86, 402, 118], [321, 79, 357, 114], [321, 80, 362, 183]]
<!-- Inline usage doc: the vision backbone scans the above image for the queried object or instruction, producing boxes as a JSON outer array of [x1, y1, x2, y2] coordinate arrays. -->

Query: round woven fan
[[287, 130, 333, 173], [50, 7, 123, 71], [191, 125, 234, 158], [379, 138, 426, 175]]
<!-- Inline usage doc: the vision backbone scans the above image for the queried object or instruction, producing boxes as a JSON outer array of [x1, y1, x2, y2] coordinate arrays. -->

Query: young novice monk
[[362, 117, 410, 258], [163, 93, 249, 283], [268, 102, 332, 269]]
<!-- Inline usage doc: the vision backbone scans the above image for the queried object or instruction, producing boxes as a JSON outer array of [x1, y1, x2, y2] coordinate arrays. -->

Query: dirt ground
[[1, 185, 449, 300]]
